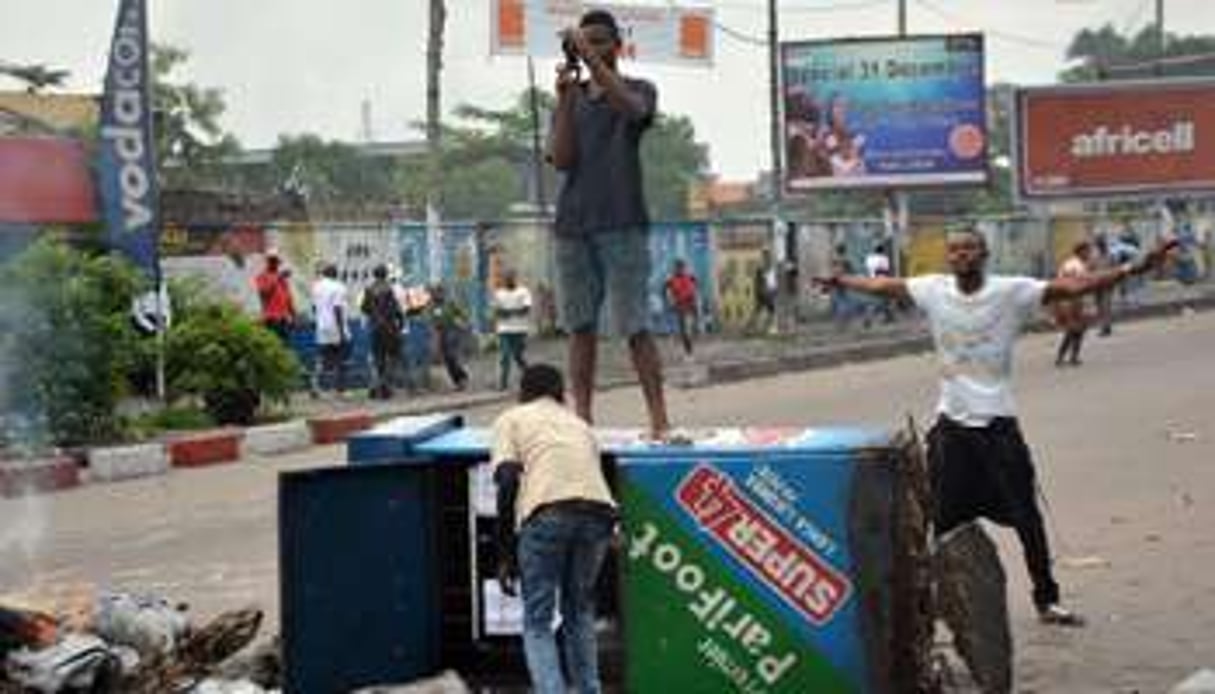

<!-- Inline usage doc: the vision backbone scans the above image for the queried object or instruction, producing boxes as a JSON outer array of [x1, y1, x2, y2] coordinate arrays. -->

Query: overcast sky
[[4, 0, 1212, 179]]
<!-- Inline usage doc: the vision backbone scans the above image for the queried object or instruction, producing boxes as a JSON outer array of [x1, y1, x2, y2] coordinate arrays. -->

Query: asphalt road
[[3, 309, 1214, 692]]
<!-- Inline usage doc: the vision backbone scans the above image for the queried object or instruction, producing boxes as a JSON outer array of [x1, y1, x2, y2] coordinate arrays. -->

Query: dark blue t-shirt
[[554, 77, 657, 237]]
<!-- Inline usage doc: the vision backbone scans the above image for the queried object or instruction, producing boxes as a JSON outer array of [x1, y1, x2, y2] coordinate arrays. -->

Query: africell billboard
[[1015, 79, 1215, 199], [781, 34, 988, 192]]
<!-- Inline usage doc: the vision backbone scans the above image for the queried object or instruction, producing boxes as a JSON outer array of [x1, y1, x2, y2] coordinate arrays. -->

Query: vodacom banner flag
[[98, 0, 160, 280], [491, 0, 714, 66], [1015, 79, 1215, 199]]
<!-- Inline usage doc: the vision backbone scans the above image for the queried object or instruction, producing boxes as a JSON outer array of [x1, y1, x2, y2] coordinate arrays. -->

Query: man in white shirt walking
[[493, 269, 533, 391], [815, 227, 1175, 627], [309, 262, 350, 397]]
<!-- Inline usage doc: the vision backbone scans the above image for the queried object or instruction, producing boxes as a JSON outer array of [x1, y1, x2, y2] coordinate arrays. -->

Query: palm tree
[[0, 61, 70, 94]]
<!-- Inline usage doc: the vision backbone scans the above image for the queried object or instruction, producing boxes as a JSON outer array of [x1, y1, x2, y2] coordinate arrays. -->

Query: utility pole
[[767, 0, 782, 206], [889, 0, 909, 277], [527, 57, 547, 217], [1155, 0, 1165, 76], [426, 0, 446, 215], [425, 0, 446, 282]]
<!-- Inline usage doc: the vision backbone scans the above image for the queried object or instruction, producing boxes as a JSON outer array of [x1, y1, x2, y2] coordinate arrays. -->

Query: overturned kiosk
[[278, 415, 937, 693]]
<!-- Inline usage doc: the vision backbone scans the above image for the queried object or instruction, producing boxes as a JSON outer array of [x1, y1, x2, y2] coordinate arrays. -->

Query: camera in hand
[[561, 35, 581, 74]]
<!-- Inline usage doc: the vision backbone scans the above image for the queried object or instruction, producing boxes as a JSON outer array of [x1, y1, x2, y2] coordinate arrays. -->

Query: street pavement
[[289, 280, 1215, 423], [3, 289, 1215, 692]]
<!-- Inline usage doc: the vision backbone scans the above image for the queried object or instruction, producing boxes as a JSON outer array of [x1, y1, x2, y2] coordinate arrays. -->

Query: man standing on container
[[814, 227, 1176, 626], [492, 363, 617, 694], [549, 8, 671, 440]]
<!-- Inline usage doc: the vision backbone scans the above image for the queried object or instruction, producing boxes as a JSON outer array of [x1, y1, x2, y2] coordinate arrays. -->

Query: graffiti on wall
[[482, 220, 555, 334], [713, 222, 769, 330]]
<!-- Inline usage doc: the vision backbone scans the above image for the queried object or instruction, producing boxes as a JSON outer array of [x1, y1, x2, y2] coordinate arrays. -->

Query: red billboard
[[1015, 79, 1215, 199], [0, 137, 97, 223]]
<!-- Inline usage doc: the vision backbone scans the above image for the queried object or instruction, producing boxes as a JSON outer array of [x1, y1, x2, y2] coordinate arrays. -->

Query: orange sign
[[1016, 80, 1215, 198], [490, 0, 714, 66]]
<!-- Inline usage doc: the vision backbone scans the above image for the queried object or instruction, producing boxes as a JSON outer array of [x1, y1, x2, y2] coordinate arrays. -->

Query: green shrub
[[165, 301, 299, 425], [0, 240, 143, 446], [126, 404, 216, 439]]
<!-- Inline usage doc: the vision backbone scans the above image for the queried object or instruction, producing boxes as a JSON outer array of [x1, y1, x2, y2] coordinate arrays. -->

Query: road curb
[[0, 455, 81, 497], [243, 419, 313, 457], [86, 442, 170, 483], [308, 411, 375, 445], [166, 429, 243, 468]]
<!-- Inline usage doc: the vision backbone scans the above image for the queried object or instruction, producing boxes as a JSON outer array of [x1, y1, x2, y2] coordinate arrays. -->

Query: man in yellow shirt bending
[[491, 363, 617, 694]]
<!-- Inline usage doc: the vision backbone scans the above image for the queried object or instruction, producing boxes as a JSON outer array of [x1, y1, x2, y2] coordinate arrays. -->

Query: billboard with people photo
[[781, 34, 988, 191]]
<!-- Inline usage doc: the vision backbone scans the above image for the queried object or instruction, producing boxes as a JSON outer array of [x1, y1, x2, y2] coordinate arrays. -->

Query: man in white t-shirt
[[493, 269, 533, 391], [309, 263, 350, 397], [815, 227, 1176, 627]]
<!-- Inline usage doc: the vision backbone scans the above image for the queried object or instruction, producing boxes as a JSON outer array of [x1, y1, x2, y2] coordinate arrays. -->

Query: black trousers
[[369, 329, 401, 397], [928, 415, 1060, 609], [438, 330, 468, 388]]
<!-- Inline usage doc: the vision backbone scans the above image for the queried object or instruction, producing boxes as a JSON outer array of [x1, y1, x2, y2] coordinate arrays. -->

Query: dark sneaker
[[1037, 603, 1085, 627]]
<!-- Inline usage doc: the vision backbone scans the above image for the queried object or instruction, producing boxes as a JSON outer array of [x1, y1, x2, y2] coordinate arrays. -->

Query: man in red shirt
[[664, 258, 698, 356], [254, 249, 296, 343]]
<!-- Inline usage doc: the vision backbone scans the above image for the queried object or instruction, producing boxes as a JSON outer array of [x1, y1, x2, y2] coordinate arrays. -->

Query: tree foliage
[[400, 87, 710, 221], [0, 240, 143, 446], [1061, 24, 1215, 82], [270, 133, 402, 211], [152, 43, 240, 189], [0, 61, 69, 94], [642, 113, 710, 220]]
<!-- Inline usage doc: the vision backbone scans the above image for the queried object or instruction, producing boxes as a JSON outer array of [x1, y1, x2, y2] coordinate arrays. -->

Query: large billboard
[[491, 0, 713, 66], [781, 34, 987, 192], [0, 138, 96, 223], [1015, 79, 1215, 199]]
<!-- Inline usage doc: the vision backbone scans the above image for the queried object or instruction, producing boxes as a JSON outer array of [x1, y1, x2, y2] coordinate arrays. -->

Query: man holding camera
[[550, 9, 670, 441]]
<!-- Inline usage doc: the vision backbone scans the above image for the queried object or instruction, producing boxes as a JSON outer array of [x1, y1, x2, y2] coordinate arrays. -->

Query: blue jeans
[[498, 332, 527, 390], [518, 505, 614, 694]]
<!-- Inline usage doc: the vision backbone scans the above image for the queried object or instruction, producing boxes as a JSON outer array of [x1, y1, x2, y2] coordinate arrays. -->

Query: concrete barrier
[[167, 429, 243, 468], [308, 411, 374, 445], [0, 456, 81, 497], [243, 419, 313, 457], [86, 442, 169, 483]]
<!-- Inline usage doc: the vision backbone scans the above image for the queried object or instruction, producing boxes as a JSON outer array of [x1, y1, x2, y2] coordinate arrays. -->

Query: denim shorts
[[555, 229, 650, 337]]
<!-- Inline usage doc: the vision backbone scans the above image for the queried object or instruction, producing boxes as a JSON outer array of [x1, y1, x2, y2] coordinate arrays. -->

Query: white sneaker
[[1037, 603, 1085, 627]]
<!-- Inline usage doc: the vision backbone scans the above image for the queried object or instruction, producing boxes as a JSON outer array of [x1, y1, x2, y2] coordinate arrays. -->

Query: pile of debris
[[0, 592, 280, 693]]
